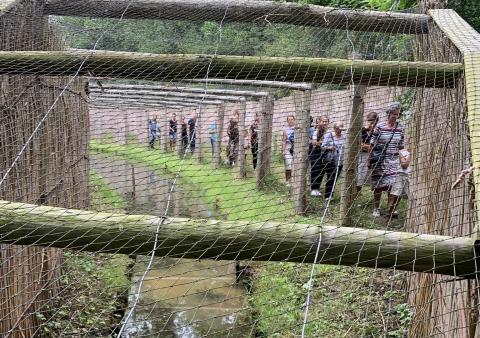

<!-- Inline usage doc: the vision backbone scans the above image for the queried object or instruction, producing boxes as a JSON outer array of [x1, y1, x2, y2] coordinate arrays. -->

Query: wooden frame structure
[[43, 0, 430, 34], [0, 200, 476, 277]]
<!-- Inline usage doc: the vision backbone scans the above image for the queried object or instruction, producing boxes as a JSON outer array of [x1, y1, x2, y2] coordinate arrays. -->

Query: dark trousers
[[189, 133, 196, 152], [251, 143, 258, 169], [323, 162, 343, 199], [310, 148, 324, 190]]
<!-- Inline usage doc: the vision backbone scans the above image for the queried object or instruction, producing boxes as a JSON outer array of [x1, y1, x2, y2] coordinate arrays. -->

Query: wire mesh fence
[[0, 0, 479, 337]]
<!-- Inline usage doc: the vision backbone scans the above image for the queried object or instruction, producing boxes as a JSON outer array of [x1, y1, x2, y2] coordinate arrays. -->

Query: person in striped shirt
[[369, 102, 405, 219]]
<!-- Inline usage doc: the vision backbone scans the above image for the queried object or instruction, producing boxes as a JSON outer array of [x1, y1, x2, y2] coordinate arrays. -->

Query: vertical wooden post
[[340, 85, 366, 226], [292, 90, 311, 214], [124, 108, 129, 145], [176, 108, 183, 157], [213, 102, 225, 168], [195, 105, 202, 162], [163, 106, 169, 152], [256, 95, 274, 189], [238, 99, 247, 178]]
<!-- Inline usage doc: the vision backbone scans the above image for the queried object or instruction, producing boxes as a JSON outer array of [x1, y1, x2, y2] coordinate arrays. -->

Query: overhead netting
[[0, 0, 479, 337]]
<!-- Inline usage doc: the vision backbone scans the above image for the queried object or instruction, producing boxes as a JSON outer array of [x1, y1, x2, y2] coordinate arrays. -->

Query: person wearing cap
[[369, 102, 405, 219]]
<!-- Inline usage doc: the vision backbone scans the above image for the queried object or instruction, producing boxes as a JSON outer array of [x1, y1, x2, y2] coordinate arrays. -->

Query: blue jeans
[[149, 130, 157, 147]]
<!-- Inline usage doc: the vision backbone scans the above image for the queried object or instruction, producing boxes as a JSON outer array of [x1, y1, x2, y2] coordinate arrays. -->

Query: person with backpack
[[369, 102, 405, 218], [281, 115, 295, 187]]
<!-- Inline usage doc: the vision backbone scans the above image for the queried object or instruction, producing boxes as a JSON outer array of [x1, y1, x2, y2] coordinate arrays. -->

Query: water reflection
[[91, 155, 250, 337]]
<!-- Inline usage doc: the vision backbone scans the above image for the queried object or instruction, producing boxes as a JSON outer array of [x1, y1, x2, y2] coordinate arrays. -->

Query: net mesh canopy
[[0, 0, 479, 337]]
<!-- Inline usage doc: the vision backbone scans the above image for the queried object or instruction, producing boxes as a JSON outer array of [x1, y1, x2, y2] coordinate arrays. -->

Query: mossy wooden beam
[[430, 10, 480, 238], [0, 200, 477, 277], [0, 50, 462, 88], [44, 0, 430, 34]]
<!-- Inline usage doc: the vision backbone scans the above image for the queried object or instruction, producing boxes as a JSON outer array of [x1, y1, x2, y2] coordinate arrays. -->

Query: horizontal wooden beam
[[0, 50, 462, 88], [90, 83, 269, 97], [90, 88, 245, 101], [185, 79, 313, 90], [43, 0, 430, 34], [91, 96, 223, 107], [0, 200, 477, 277], [90, 99, 205, 108]]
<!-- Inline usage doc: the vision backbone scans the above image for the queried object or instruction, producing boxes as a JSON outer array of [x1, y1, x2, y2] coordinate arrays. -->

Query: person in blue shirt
[[209, 120, 218, 156], [148, 116, 158, 149]]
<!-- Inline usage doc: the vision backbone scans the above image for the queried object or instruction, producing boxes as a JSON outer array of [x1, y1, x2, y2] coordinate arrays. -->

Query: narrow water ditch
[[91, 154, 250, 337]]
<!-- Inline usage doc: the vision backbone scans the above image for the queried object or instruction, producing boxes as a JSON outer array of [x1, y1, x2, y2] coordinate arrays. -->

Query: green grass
[[90, 140, 408, 337], [90, 170, 127, 211]]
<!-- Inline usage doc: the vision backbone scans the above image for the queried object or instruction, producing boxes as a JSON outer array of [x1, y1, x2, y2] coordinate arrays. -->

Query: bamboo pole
[[340, 85, 366, 226], [256, 95, 274, 189], [0, 200, 477, 277], [43, 0, 430, 34], [90, 84, 269, 97], [0, 51, 462, 88], [213, 102, 225, 168], [292, 90, 311, 214], [238, 100, 247, 178]]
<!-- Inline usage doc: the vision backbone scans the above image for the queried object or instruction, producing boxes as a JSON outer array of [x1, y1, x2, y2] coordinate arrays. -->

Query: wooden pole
[[176, 109, 183, 157], [238, 99, 247, 178], [90, 84, 269, 97], [0, 199, 477, 277], [213, 102, 225, 168], [163, 106, 169, 152], [91, 88, 244, 102], [0, 51, 462, 88], [186, 79, 313, 90], [44, 0, 430, 34], [340, 85, 366, 226], [195, 105, 202, 162], [256, 95, 274, 189], [292, 90, 311, 214], [91, 95, 223, 106]]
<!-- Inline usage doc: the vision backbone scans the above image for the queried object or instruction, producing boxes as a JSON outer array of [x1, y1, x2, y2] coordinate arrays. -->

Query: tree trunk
[[0, 1, 89, 336]]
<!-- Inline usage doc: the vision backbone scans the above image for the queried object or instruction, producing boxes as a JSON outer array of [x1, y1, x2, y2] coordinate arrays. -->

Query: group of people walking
[[282, 101, 410, 219]]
